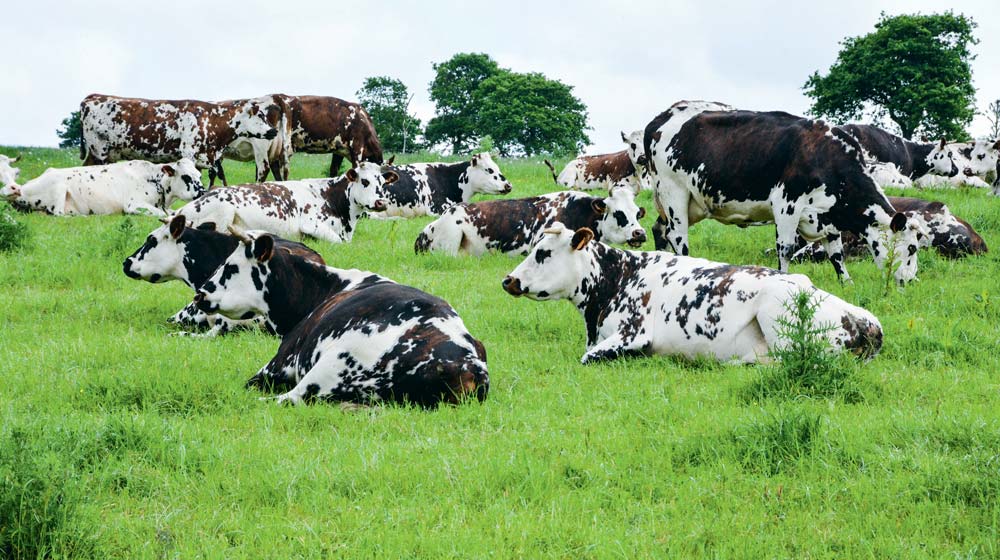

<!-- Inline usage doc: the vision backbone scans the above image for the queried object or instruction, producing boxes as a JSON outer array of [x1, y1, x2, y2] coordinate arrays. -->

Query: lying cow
[[0, 158, 204, 216], [838, 124, 956, 179], [192, 230, 489, 406], [503, 223, 883, 364], [866, 162, 913, 188], [789, 196, 987, 261], [81, 94, 290, 186], [280, 95, 384, 176], [914, 140, 999, 189], [414, 187, 647, 256], [376, 152, 512, 217], [0, 154, 20, 187], [644, 100, 922, 284], [544, 130, 649, 194], [174, 162, 397, 243], [123, 215, 325, 336]]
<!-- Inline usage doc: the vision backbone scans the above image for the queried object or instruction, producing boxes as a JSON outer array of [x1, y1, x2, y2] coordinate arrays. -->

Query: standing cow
[[543, 130, 650, 193], [80, 94, 291, 186], [280, 95, 384, 176], [644, 100, 922, 284], [377, 153, 513, 217]]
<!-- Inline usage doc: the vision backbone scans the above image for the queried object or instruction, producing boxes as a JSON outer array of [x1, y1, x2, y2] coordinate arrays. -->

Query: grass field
[[1, 146, 998, 558]]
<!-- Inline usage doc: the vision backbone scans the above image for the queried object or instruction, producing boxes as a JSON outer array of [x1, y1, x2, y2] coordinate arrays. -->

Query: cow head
[[161, 158, 205, 203], [963, 139, 1000, 176], [926, 139, 959, 176], [344, 162, 394, 214], [464, 153, 513, 195], [232, 98, 281, 141], [595, 187, 647, 247], [0, 154, 20, 188], [123, 215, 207, 284], [503, 223, 593, 301], [194, 228, 274, 320], [621, 130, 647, 167]]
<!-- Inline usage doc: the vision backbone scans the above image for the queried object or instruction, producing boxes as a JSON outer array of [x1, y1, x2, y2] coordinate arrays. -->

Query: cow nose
[[502, 276, 524, 296], [501, 184, 512, 194], [264, 129, 277, 140], [372, 199, 387, 211], [122, 259, 140, 279], [194, 292, 205, 304]]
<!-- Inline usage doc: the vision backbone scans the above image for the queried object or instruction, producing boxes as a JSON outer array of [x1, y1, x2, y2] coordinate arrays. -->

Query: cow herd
[[1, 94, 996, 407]]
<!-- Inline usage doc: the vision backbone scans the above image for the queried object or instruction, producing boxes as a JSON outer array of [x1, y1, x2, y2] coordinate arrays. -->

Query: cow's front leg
[[274, 351, 358, 405], [821, 232, 851, 283], [125, 201, 168, 217], [771, 202, 802, 272], [581, 334, 651, 364], [653, 185, 691, 255], [254, 151, 271, 182], [329, 154, 345, 177]]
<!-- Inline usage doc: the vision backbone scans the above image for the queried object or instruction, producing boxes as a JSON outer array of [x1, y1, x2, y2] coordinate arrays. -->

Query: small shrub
[[103, 216, 138, 257], [0, 203, 30, 252]]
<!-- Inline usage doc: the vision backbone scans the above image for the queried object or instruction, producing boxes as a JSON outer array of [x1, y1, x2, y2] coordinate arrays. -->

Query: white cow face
[[0, 154, 20, 187], [621, 130, 647, 167], [597, 187, 647, 247], [233, 100, 280, 141], [503, 223, 593, 301], [162, 158, 205, 201], [965, 139, 1000, 176], [195, 232, 273, 320], [464, 153, 513, 195], [122, 217, 190, 283], [926, 139, 959, 176], [345, 162, 395, 213]]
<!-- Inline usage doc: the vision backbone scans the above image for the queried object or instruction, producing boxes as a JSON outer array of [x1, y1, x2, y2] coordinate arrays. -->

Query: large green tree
[[356, 76, 423, 153], [57, 111, 82, 149], [474, 71, 590, 157], [804, 12, 978, 140], [425, 53, 502, 153]]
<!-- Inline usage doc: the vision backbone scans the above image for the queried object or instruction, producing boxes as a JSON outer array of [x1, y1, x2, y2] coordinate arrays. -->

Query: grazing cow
[[280, 95, 384, 176], [122, 215, 325, 336], [0, 159, 203, 216], [503, 224, 883, 364], [0, 154, 20, 187], [377, 153, 513, 217], [543, 130, 649, 193], [192, 230, 489, 406], [414, 187, 647, 256], [790, 196, 987, 261], [174, 162, 397, 244], [80, 94, 291, 186], [838, 124, 956, 179], [644, 100, 922, 284]]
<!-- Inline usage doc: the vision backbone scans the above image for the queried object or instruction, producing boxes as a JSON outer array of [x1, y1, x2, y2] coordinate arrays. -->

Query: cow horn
[[227, 225, 253, 244], [542, 226, 565, 235], [158, 217, 171, 224]]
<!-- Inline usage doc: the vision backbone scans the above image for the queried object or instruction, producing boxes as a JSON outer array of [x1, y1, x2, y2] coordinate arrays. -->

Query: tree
[[474, 71, 590, 157], [804, 12, 978, 141], [425, 53, 501, 153], [986, 99, 1000, 140], [57, 111, 82, 149], [356, 77, 423, 153]]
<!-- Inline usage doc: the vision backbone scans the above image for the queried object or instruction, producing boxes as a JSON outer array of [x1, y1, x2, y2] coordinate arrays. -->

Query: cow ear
[[470, 155, 478, 167], [169, 215, 186, 239], [571, 228, 595, 251], [161, 165, 176, 177], [382, 171, 399, 185], [638, 207, 646, 219], [253, 235, 275, 262], [197, 221, 217, 231], [939, 139, 947, 149], [345, 168, 359, 182], [385, 154, 395, 166], [993, 139, 1000, 150], [621, 131, 628, 143], [890, 212, 907, 233], [591, 199, 608, 215]]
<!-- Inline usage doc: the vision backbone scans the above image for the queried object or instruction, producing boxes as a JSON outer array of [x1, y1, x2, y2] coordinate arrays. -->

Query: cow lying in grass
[[543, 130, 649, 194], [503, 223, 883, 364], [913, 140, 999, 189], [0, 158, 204, 216], [377, 153, 513, 217], [0, 154, 20, 188], [122, 215, 324, 337], [192, 228, 489, 406], [414, 187, 647, 256], [174, 162, 397, 243]]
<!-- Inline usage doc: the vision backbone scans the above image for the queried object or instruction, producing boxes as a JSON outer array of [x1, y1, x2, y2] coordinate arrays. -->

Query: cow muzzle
[[500, 184, 513, 194], [502, 276, 525, 297], [122, 259, 140, 279], [264, 129, 278, 140], [627, 229, 647, 247], [370, 199, 388, 212]]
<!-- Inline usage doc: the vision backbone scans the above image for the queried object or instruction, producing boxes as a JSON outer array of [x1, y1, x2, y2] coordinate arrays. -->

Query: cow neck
[[265, 254, 380, 334], [433, 161, 474, 206], [558, 195, 603, 239], [572, 243, 648, 344], [154, 172, 171, 210], [321, 177, 352, 230], [909, 143, 933, 178], [180, 230, 240, 288]]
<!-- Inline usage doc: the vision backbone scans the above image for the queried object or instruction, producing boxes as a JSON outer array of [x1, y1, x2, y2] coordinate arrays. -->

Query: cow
[[414, 187, 647, 256], [543, 130, 649, 194], [0, 158, 204, 216], [280, 95, 384, 176], [191, 229, 489, 406], [174, 162, 397, 244], [838, 124, 956, 179], [0, 154, 20, 187], [643, 100, 922, 285], [914, 140, 1000, 189], [122, 215, 325, 336], [80, 94, 291, 186], [788, 196, 987, 261], [502, 223, 883, 364], [376, 153, 513, 218], [866, 162, 912, 188]]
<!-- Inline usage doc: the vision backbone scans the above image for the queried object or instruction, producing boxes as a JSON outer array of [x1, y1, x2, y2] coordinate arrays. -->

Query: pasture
[[1, 146, 999, 558]]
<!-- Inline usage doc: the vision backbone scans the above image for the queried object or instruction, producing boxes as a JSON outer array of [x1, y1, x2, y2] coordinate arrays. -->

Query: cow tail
[[543, 159, 558, 184], [79, 101, 88, 162]]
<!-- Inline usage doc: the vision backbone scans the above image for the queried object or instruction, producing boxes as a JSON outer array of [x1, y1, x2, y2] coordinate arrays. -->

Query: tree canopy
[[356, 76, 423, 153], [57, 111, 82, 149], [425, 53, 502, 154], [804, 12, 978, 141]]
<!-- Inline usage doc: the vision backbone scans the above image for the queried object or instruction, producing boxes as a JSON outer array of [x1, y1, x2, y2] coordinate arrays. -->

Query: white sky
[[3, 0, 997, 152]]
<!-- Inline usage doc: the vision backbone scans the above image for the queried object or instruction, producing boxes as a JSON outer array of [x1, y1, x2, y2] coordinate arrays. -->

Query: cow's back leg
[[274, 350, 357, 405], [329, 154, 345, 177], [652, 179, 692, 255]]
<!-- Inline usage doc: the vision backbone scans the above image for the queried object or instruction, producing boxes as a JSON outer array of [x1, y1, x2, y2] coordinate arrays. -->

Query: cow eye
[[361, 179, 370, 187]]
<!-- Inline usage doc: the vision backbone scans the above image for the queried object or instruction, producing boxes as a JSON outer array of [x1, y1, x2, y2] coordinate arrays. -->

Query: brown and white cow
[[543, 130, 649, 194], [279, 95, 384, 176], [80, 94, 291, 186]]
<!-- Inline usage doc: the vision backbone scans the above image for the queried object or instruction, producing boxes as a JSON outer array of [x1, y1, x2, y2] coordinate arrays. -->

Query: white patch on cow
[[866, 162, 913, 188], [0, 155, 21, 187]]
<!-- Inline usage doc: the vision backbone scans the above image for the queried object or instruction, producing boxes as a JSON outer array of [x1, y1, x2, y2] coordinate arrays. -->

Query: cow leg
[[771, 202, 802, 272], [581, 334, 651, 364], [820, 232, 851, 283], [270, 155, 289, 181], [125, 200, 168, 217], [216, 161, 228, 187], [653, 186, 691, 255], [274, 351, 358, 405], [329, 154, 344, 177]]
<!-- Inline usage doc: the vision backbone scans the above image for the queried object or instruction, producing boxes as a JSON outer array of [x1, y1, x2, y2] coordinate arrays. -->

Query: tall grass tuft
[[730, 406, 823, 475], [0, 202, 30, 252]]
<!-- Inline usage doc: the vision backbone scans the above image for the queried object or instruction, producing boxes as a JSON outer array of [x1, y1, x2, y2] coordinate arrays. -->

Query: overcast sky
[[3, 0, 997, 152]]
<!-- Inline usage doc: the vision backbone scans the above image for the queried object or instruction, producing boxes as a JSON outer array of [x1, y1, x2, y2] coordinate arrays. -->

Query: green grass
[[1, 146, 999, 558]]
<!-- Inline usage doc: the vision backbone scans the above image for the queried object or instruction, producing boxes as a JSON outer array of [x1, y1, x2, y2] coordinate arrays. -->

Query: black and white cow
[[191, 231, 489, 406], [914, 140, 1000, 189], [543, 130, 650, 194], [122, 216, 325, 337], [503, 223, 883, 364], [174, 162, 397, 243], [838, 124, 956, 179], [0, 154, 20, 188], [376, 153, 513, 217], [414, 187, 647, 256], [644, 100, 922, 284], [0, 158, 204, 216]]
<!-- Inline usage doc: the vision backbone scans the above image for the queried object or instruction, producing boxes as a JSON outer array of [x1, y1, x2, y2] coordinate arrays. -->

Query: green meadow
[[0, 146, 998, 558]]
